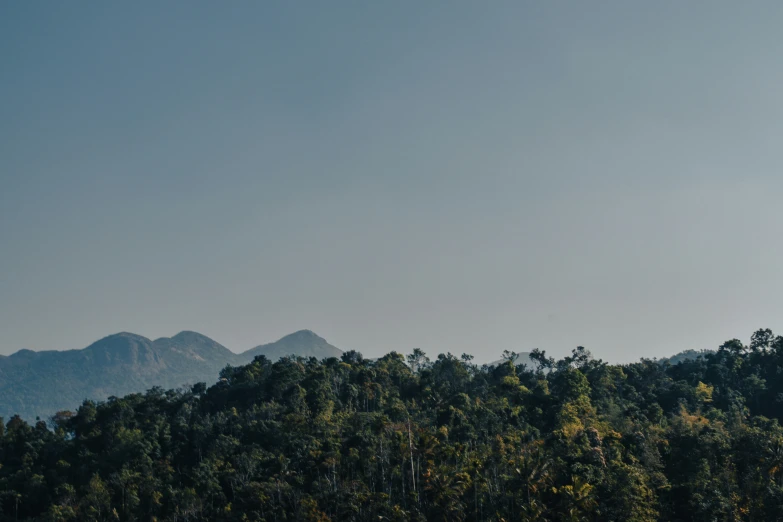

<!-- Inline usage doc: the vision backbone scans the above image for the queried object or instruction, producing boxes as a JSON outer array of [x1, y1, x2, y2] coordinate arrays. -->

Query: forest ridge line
[[0, 328, 779, 520]]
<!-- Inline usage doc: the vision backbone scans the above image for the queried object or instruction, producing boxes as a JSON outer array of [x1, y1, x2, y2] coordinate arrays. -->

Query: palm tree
[[554, 476, 596, 522]]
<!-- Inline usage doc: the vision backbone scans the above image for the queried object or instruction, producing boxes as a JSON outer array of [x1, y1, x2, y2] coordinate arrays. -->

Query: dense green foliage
[[2, 329, 783, 521]]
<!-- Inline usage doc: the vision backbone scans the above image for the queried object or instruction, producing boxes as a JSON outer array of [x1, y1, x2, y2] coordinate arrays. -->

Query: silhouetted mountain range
[[243, 329, 342, 361], [0, 328, 710, 422], [0, 330, 342, 421]]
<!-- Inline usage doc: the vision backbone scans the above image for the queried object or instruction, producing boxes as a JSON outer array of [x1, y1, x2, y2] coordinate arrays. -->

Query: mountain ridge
[[243, 329, 342, 362], [0, 329, 343, 421]]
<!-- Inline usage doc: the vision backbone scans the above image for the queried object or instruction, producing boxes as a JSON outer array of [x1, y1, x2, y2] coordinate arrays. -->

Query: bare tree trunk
[[408, 419, 416, 496]]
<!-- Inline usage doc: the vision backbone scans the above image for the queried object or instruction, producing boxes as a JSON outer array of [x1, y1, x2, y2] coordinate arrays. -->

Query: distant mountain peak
[[8, 348, 37, 359], [279, 329, 324, 341], [170, 331, 217, 343], [154, 331, 232, 363], [106, 332, 152, 342], [85, 332, 153, 353], [242, 329, 342, 362], [0, 329, 345, 420]]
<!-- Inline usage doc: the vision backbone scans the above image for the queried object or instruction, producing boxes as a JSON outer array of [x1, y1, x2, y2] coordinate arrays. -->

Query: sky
[[2, 1, 783, 363]]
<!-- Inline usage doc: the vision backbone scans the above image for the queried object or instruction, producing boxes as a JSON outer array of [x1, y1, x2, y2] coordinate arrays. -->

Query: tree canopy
[[2, 329, 783, 521]]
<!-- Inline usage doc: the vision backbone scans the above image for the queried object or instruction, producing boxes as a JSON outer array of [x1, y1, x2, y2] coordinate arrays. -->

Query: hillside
[[240, 329, 343, 363], [1, 328, 781, 521], [659, 348, 714, 365], [0, 330, 342, 420]]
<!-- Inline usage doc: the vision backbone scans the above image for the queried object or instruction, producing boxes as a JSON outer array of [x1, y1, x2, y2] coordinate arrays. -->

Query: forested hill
[[2, 329, 783, 521], [0, 329, 341, 421]]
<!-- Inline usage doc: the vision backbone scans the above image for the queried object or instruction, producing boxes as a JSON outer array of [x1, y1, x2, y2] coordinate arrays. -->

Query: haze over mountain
[[0, 329, 342, 421], [0, 324, 714, 422], [243, 329, 343, 362]]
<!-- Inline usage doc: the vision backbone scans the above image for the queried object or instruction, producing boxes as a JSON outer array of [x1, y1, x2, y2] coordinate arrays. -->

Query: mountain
[[3, 328, 782, 520], [240, 329, 342, 363], [0, 329, 342, 421], [659, 348, 714, 365], [488, 352, 538, 369]]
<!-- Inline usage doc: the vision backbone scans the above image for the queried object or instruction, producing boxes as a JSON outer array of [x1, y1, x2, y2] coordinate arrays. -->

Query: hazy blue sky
[[2, 1, 782, 362]]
